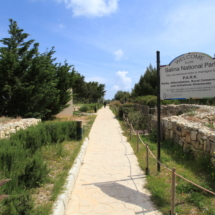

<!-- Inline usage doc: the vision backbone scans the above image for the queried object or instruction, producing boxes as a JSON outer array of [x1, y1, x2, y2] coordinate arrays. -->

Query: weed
[[149, 129, 157, 142], [185, 107, 196, 116], [186, 192, 205, 209], [205, 123, 214, 128]]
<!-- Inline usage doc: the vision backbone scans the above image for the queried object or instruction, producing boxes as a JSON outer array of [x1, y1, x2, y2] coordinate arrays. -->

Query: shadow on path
[[83, 176, 157, 215]]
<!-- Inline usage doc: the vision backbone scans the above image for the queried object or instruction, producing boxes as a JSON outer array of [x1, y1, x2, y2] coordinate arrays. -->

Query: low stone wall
[[160, 104, 201, 117], [0, 118, 41, 139], [162, 106, 215, 167]]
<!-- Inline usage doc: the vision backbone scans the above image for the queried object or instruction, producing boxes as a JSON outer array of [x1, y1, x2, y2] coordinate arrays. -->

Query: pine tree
[[131, 64, 157, 97], [0, 19, 74, 119], [0, 19, 39, 116]]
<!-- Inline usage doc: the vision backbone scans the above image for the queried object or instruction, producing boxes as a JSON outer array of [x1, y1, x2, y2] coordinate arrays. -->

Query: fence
[[112, 104, 163, 138], [123, 113, 215, 215]]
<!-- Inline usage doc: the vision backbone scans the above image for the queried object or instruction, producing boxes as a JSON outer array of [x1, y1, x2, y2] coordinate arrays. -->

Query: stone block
[[172, 122, 177, 130], [209, 135, 215, 142], [174, 134, 180, 143], [165, 131, 169, 139], [191, 140, 199, 149], [163, 119, 169, 128], [169, 130, 173, 139], [206, 140, 211, 152], [202, 136, 207, 140], [0, 131, 5, 139], [197, 133, 202, 141], [10, 129, 16, 134], [179, 140, 183, 146], [182, 129, 189, 137], [211, 157, 215, 168], [204, 140, 207, 151], [191, 131, 197, 141], [16, 127, 21, 131], [175, 129, 182, 136], [210, 142, 215, 156], [185, 133, 191, 143], [168, 121, 173, 129]]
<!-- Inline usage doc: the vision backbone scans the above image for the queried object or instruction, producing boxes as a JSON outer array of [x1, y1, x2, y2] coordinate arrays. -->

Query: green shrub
[[17, 151, 49, 188], [109, 100, 121, 107], [9, 121, 77, 153], [1, 192, 35, 215], [135, 95, 156, 105], [79, 103, 101, 113], [0, 121, 77, 192], [79, 105, 89, 112], [128, 111, 146, 130], [118, 103, 136, 118], [146, 97, 157, 107], [149, 129, 157, 142]]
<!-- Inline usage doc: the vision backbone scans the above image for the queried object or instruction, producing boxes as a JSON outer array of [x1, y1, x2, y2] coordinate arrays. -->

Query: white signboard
[[160, 52, 215, 100]]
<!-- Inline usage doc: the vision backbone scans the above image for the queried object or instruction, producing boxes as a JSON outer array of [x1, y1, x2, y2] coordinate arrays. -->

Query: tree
[[131, 64, 157, 97], [114, 91, 130, 102], [85, 82, 106, 103], [0, 19, 73, 119], [71, 69, 106, 103], [70, 68, 87, 102]]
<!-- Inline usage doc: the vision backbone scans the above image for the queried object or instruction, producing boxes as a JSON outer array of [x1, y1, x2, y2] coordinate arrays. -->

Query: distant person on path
[[103, 101, 107, 108]]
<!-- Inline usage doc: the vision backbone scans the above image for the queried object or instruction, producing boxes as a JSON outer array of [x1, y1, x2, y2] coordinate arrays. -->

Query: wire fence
[[122, 113, 215, 215]]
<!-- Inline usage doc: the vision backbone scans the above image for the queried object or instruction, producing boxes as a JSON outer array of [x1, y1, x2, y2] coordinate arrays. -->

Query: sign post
[[157, 52, 215, 173], [160, 52, 215, 100], [157, 51, 161, 172]]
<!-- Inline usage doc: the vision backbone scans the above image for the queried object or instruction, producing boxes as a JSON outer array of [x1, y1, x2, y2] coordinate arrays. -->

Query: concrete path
[[65, 107, 162, 215]]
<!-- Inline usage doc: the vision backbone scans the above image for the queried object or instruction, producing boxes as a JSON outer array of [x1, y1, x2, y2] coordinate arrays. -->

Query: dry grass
[[196, 108, 208, 113], [184, 116, 202, 122]]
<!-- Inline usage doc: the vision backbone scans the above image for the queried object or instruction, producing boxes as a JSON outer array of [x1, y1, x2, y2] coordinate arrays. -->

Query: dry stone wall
[[161, 105, 215, 167], [160, 104, 201, 117], [0, 118, 41, 139]]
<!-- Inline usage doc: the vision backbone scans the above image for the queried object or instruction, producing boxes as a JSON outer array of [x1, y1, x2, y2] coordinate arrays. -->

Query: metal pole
[[157, 51, 161, 172], [77, 121, 83, 140], [171, 168, 176, 215]]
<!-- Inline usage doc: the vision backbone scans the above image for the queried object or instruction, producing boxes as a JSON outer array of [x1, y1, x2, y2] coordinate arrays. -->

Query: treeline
[[113, 64, 215, 106], [0, 19, 105, 120]]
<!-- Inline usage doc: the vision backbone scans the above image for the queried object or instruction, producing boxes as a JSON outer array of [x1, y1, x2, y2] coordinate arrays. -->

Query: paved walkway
[[65, 107, 162, 215]]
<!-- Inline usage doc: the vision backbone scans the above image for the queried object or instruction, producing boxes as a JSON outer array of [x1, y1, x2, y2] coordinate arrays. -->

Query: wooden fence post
[[146, 143, 149, 175], [136, 131, 139, 152], [130, 123, 132, 140], [171, 168, 176, 215]]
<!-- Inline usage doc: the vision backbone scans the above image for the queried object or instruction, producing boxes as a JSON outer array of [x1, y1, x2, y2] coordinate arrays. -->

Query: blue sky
[[1, 0, 215, 99]]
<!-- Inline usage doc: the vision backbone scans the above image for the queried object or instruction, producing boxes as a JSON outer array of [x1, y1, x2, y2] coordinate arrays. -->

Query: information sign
[[160, 52, 215, 100]]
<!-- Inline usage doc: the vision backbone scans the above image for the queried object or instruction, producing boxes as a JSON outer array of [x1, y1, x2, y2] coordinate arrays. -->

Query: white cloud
[[85, 76, 106, 83], [59, 24, 65, 28], [161, 2, 215, 47], [112, 71, 132, 91], [56, 0, 119, 17], [113, 49, 124, 61]]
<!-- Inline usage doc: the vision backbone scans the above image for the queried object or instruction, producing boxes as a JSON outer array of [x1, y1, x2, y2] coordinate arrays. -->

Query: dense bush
[[79, 103, 102, 113], [127, 111, 146, 130], [118, 103, 136, 118], [8, 121, 77, 153], [0, 121, 79, 214], [109, 100, 121, 107], [0, 121, 78, 200], [1, 192, 35, 215]]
